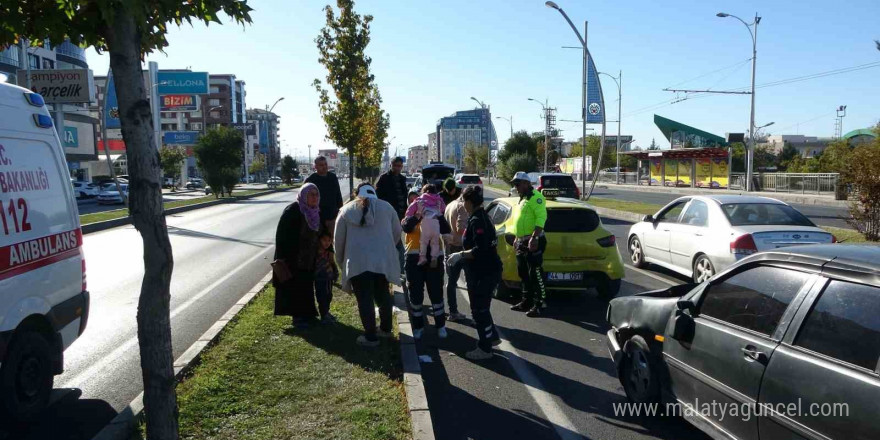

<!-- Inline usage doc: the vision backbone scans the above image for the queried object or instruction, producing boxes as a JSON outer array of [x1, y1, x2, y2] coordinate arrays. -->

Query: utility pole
[[834, 105, 847, 140]]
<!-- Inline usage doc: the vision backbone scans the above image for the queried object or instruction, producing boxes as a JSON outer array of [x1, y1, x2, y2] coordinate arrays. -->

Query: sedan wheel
[[629, 236, 646, 268], [621, 335, 660, 404], [693, 255, 715, 283]]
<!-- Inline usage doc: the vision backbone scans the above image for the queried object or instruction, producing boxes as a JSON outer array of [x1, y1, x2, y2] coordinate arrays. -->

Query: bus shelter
[[621, 147, 731, 188]]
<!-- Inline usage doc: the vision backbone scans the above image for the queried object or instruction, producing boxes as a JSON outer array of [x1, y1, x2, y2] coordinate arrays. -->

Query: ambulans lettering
[[0, 229, 81, 278]]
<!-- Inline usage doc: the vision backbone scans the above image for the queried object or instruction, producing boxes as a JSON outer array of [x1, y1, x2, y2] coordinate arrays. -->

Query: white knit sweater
[[334, 198, 403, 292]]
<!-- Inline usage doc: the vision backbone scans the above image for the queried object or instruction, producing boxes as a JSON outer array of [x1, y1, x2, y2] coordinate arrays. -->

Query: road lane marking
[[624, 265, 678, 286], [60, 245, 274, 389], [458, 292, 583, 440]]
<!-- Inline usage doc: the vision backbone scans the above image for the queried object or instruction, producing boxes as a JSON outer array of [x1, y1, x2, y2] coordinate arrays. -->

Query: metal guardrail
[[594, 171, 842, 196]]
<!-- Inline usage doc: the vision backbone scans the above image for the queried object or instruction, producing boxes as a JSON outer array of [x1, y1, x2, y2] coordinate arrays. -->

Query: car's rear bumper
[[606, 327, 624, 369]]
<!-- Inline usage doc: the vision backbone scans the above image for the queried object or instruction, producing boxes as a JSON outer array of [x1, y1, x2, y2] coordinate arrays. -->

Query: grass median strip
[[134, 285, 410, 440]]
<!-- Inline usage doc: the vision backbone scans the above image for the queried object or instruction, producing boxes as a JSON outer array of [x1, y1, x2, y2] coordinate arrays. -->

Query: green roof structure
[[843, 128, 878, 140], [654, 114, 726, 148]]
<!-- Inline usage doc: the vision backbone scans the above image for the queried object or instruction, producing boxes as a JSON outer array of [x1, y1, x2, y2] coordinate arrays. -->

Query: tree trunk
[[106, 9, 179, 440]]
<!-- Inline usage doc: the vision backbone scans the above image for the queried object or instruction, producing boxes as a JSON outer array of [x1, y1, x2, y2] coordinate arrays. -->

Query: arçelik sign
[[17, 69, 96, 104]]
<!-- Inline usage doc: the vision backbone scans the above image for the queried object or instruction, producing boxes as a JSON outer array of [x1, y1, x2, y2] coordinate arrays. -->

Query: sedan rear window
[[459, 175, 481, 183], [721, 203, 814, 227], [541, 176, 576, 188], [544, 209, 599, 233]]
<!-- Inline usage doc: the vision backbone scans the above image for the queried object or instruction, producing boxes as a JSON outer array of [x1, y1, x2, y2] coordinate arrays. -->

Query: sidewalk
[[592, 182, 849, 208]]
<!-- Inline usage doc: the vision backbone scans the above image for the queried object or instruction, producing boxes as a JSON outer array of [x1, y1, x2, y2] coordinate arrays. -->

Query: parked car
[[454, 173, 483, 190], [411, 162, 455, 190], [97, 184, 129, 204], [267, 176, 282, 188], [606, 244, 880, 440], [405, 176, 417, 190], [185, 178, 204, 189], [292, 175, 303, 184], [627, 195, 834, 283], [0, 83, 90, 420], [487, 194, 625, 300], [72, 181, 99, 199], [508, 173, 580, 199]]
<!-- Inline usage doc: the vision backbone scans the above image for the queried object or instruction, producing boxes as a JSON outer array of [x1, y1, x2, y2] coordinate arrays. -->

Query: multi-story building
[[435, 107, 497, 168], [2, 40, 99, 181], [317, 149, 339, 171], [246, 108, 281, 175], [759, 135, 833, 159], [427, 132, 438, 163], [407, 145, 429, 173]]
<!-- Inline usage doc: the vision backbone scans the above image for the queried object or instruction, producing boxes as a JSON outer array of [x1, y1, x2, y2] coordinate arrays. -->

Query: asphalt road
[[75, 183, 274, 215], [416, 188, 711, 440], [588, 186, 851, 229], [0, 179, 349, 439]]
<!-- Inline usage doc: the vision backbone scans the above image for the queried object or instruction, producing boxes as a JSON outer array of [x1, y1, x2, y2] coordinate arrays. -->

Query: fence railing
[[593, 171, 842, 196]]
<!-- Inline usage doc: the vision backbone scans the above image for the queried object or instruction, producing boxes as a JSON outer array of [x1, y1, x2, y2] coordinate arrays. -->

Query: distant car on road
[[627, 195, 834, 283], [606, 244, 880, 440], [72, 181, 99, 199], [411, 162, 455, 190], [405, 176, 417, 190], [488, 194, 625, 300], [185, 178, 204, 189], [292, 175, 303, 184], [454, 173, 483, 190], [97, 183, 129, 204], [508, 173, 580, 199], [267, 176, 282, 188]]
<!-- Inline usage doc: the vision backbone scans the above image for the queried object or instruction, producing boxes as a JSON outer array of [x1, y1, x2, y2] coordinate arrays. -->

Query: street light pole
[[599, 71, 622, 184], [718, 12, 760, 191], [496, 116, 513, 138]]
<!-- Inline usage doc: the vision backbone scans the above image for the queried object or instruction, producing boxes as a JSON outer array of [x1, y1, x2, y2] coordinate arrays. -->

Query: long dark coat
[[273, 202, 320, 319]]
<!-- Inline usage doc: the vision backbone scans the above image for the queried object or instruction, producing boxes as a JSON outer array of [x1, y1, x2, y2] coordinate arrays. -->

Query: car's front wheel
[[621, 335, 660, 404], [629, 236, 646, 268], [693, 255, 715, 283]]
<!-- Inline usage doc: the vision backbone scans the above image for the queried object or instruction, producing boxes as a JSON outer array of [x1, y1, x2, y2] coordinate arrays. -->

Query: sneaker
[[437, 326, 448, 339], [510, 301, 531, 312], [356, 335, 380, 347], [447, 312, 466, 322], [320, 313, 337, 324], [491, 338, 502, 347], [526, 306, 542, 318], [465, 347, 493, 360], [429, 259, 438, 269], [376, 329, 394, 339], [412, 327, 423, 340]]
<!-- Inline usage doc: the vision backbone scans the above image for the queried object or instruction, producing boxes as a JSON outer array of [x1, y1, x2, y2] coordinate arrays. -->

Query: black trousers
[[405, 254, 446, 330], [465, 268, 501, 351], [314, 277, 333, 317], [515, 236, 547, 307], [350, 272, 392, 341]]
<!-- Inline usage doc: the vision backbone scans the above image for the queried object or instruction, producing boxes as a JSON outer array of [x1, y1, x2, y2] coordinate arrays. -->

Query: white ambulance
[[0, 82, 89, 420]]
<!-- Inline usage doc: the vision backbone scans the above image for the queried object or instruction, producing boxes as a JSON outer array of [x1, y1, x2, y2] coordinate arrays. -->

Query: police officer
[[508, 172, 548, 317], [446, 186, 501, 359]]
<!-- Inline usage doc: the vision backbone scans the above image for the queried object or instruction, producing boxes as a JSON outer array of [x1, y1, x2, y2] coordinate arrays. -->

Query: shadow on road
[[286, 320, 402, 381], [233, 199, 289, 205], [0, 389, 118, 440], [166, 226, 272, 248]]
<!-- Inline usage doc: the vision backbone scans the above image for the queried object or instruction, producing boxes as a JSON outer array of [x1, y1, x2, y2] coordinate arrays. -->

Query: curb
[[392, 285, 436, 440], [82, 187, 295, 235], [90, 271, 274, 440]]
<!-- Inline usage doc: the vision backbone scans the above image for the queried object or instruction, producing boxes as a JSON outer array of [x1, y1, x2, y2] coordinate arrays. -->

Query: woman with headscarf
[[273, 183, 322, 328], [334, 183, 402, 346]]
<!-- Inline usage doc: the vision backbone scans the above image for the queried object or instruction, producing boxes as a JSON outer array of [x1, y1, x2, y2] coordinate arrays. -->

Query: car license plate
[[548, 272, 583, 281]]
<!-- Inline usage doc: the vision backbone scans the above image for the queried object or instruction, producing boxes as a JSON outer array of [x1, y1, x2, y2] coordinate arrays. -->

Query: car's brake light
[[597, 235, 616, 247], [574, 186, 581, 199], [831, 234, 838, 243], [477, 178, 482, 184], [536, 185, 543, 191], [730, 234, 758, 255]]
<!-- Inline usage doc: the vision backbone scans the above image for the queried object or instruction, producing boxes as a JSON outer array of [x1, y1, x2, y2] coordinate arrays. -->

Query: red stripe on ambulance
[[0, 229, 83, 280]]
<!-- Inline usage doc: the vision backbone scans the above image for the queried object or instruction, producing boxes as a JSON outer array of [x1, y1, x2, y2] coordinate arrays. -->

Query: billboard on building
[[161, 94, 198, 111], [157, 71, 209, 95], [17, 69, 96, 103], [318, 149, 338, 159], [163, 131, 200, 145]]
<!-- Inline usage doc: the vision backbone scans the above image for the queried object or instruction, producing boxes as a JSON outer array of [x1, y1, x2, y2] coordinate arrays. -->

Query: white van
[[0, 83, 89, 420]]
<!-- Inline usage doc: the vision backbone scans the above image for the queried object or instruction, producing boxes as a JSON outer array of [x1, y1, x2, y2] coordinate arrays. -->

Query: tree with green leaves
[[776, 142, 800, 170], [249, 151, 266, 176], [463, 142, 489, 174], [314, 0, 389, 192], [281, 155, 298, 184], [194, 126, 244, 198], [159, 146, 186, 190], [647, 138, 660, 150], [818, 140, 852, 173], [498, 153, 538, 182], [1, 2, 253, 437], [497, 130, 538, 163]]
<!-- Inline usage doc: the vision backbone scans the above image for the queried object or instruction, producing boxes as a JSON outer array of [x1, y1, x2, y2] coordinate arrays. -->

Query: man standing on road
[[443, 182, 468, 321], [509, 172, 548, 317], [376, 157, 409, 280], [306, 156, 344, 235]]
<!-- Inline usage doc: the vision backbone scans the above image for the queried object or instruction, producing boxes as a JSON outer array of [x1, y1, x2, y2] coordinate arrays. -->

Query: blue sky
[[84, 0, 880, 159]]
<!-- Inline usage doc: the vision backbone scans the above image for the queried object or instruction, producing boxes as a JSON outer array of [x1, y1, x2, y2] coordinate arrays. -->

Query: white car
[[627, 195, 834, 283], [97, 184, 129, 204], [454, 173, 483, 190], [0, 83, 90, 420], [72, 181, 99, 199]]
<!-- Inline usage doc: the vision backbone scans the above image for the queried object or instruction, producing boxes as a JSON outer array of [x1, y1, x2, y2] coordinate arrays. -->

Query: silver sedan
[[626, 195, 834, 282]]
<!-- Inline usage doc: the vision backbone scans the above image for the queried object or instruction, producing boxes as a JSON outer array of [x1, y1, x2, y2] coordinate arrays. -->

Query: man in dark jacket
[[376, 157, 408, 279], [376, 157, 408, 219], [441, 177, 462, 205], [305, 156, 344, 234]]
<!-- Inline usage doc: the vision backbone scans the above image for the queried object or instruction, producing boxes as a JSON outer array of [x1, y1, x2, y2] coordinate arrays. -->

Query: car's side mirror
[[676, 299, 696, 313], [643, 214, 655, 223], [672, 310, 695, 342]]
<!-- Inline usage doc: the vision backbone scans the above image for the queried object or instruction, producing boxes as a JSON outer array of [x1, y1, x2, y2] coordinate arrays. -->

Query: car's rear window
[[423, 167, 454, 182], [721, 203, 814, 226], [460, 175, 481, 183], [544, 208, 600, 233], [541, 176, 576, 188]]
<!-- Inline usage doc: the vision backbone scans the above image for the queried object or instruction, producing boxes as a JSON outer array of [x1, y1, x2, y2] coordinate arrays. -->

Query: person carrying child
[[405, 184, 446, 268], [314, 228, 339, 324]]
